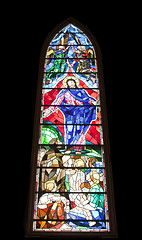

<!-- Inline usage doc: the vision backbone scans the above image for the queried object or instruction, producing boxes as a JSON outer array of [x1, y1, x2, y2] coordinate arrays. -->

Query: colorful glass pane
[[33, 24, 110, 232]]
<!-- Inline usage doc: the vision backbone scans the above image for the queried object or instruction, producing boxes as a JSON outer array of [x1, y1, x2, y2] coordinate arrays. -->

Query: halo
[[63, 76, 79, 87]]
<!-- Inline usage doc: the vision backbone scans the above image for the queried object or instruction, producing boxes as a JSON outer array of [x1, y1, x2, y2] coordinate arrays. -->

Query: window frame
[[25, 17, 117, 238]]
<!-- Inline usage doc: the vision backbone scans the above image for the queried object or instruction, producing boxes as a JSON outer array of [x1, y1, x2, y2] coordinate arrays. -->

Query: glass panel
[[40, 106, 102, 125], [39, 124, 103, 145], [34, 192, 109, 220], [36, 146, 105, 168], [44, 59, 97, 83], [49, 24, 93, 46], [43, 72, 99, 89], [41, 88, 100, 105], [33, 220, 109, 231], [46, 45, 95, 58], [35, 168, 106, 193], [49, 32, 92, 46]]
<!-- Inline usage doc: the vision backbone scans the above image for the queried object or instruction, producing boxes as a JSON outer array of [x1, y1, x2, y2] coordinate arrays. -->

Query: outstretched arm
[[71, 45, 76, 53], [43, 92, 65, 118], [90, 99, 97, 105], [63, 44, 70, 52], [82, 89, 97, 105]]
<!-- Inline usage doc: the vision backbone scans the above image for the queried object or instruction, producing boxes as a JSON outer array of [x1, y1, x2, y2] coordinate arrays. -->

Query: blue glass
[[50, 24, 93, 46]]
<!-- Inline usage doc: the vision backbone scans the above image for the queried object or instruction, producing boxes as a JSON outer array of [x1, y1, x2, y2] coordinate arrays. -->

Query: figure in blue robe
[[43, 80, 97, 146], [57, 88, 96, 145]]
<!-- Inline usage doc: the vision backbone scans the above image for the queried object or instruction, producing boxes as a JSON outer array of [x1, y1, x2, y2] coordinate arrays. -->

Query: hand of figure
[[43, 109, 51, 117], [91, 100, 97, 105], [66, 59, 71, 66]]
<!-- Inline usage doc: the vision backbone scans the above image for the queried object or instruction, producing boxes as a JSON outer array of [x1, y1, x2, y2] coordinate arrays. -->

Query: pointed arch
[[25, 18, 117, 238]]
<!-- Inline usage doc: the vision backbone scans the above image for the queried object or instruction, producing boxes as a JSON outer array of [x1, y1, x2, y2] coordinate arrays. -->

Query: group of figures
[[33, 24, 109, 232], [44, 24, 97, 88], [35, 142, 107, 230]]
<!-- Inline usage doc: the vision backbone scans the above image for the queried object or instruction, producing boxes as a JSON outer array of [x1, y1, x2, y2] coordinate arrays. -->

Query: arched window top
[[40, 19, 102, 64], [25, 18, 117, 238], [44, 23, 98, 90], [49, 24, 93, 45]]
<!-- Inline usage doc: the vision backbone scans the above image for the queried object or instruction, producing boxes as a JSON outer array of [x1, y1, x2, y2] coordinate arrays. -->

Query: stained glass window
[[26, 21, 117, 238]]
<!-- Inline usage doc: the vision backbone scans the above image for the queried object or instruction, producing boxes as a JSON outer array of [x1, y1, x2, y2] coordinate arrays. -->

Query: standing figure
[[43, 77, 97, 151], [67, 44, 96, 84], [45, 45, 70, 84], [39, 139, 66, 195], [45, 32, 70, 84]]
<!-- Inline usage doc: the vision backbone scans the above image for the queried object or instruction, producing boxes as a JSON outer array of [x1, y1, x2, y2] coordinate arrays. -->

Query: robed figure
[[43, 77, 97, 149]]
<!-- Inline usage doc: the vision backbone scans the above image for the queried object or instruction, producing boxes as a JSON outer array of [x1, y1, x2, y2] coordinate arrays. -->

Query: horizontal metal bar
[[43, 71, 98, 74], [37, 152, 104, 157], [37, 166, 105, 169], [49, 44, 93, 46], [40, 123, 101, 126], [38, 144, 103, 147], [42, 87, 100, 90], [45, 57, 96, 60], [33, 219, 109, 222], [41, 105, 101, 107], [37, 146, 103, 152], [38, 144, 103, 146], [35, 191, 107, 194]]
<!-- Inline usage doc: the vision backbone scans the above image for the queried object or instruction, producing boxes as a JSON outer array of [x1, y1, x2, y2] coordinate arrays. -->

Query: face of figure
[[45, 181, 54, 190], [75, 159, 85, 167], [77, 46, 82, 51], [91, 171, 100, 185], [67, 80, 76, 88]]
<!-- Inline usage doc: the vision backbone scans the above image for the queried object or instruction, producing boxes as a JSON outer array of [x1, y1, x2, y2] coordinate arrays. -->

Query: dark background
[[8, 4, 131, 239]]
